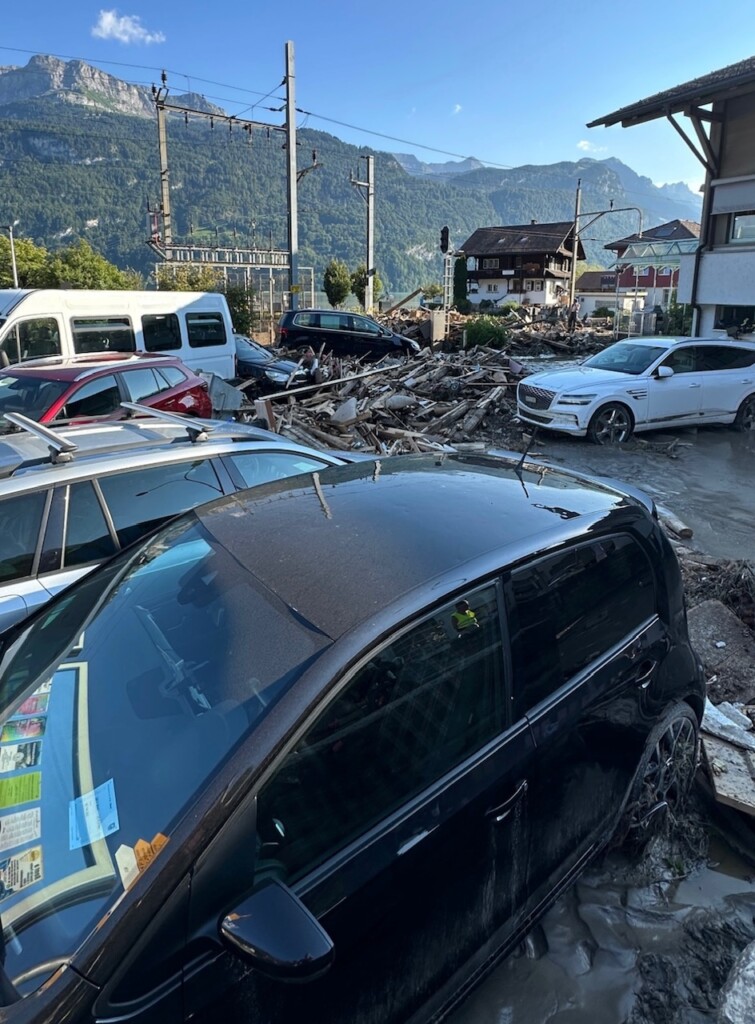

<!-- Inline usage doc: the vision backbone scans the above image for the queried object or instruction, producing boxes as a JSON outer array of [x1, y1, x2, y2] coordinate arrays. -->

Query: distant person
[[567, 300, 580, 333]]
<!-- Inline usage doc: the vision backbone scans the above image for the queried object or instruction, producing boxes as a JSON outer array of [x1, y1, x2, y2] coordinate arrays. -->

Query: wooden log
[[461, 386, 504, 434], [657, 504, 694, 539], [423, 400, 471, 433]]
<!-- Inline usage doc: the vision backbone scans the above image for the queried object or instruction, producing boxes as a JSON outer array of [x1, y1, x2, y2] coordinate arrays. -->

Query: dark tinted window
[[99, 460, 224, 547], [318, 313, 341, 330], [661, 347, 697, 373], [186, 313, 227, 348], [696, 345, 755, 370], [64, 482, 117, 567], [293, 313, 318, 328], [59, 376, 120, 419], [0, 491, 46, 583], [0, 375, 68, 425], [142, 314, 181, 353], [507, 536, 656, 717], [350, 315, 381, 336], [121, 368, 164, 403], [156, 365, 188, 388], [71, 318, 135, 354], [225, 451, 330, 489], [257, 585, 504, 883], [0, 318, 61, 364]]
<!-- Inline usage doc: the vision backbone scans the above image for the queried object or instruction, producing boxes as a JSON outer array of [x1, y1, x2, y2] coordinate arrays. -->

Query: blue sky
[[2, 1, 755, 190]]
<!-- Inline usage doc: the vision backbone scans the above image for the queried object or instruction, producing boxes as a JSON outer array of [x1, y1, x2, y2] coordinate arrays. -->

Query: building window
[[482, 258, 500, 270], [730, 213, 755, 244], [486, 283, 499, 293], [714, 305, 755, 333]]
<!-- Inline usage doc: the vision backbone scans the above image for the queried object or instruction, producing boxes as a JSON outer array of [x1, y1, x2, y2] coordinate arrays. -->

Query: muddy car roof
[[193, 452, 642, 640]]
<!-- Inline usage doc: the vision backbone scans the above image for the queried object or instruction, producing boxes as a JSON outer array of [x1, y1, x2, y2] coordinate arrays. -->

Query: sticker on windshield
[[0, 808, 41, 853], [0, 772, 41, 809], [14, 692, 50, 718], [0, 846, 42, 901], [0, 741, 42, 774], [69, 779, 120, 850], [1, 717, 46, 743], [115, 833, 169, 892]]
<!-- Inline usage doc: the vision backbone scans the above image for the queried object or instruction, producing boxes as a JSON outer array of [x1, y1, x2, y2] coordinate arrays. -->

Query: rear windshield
[[0, 375, 68, 432]]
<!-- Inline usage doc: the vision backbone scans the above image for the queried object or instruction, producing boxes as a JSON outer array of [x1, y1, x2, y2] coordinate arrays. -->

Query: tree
[[47, 240, 142, 289], [350, 263, 383, 309], [323, 259, 351, 308], [155, 264, 224, 292], [0, 236, 52, 288], [453, 256, 470, 313], [421, 282, 443, 300]]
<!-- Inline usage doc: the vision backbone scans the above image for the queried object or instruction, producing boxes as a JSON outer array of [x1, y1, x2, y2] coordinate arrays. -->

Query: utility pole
[[2, 222, 18, 288], [285, 40, 299, 310], [154, 74, 173, 248], [350, 155, 376, 312], [568, 178, 581, 307]]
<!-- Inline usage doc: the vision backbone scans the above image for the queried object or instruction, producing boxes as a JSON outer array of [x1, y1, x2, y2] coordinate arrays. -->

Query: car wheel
[[587, 403, 634, 444], [621, 702, 699, 852], [733, 393, 755, 432]]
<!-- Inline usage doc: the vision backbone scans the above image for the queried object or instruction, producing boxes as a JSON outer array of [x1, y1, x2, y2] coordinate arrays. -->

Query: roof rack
[[1, 412, 78, 464], [120, 402, 211, 443]]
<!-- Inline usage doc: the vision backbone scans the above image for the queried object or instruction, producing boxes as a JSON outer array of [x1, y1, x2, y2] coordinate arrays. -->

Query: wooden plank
[[702, 734, 755, 816]]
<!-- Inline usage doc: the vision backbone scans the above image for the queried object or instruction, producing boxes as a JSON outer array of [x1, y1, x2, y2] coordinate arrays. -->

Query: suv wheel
[[621, 702, 699, 852], [733, 393, 755, 432], [587, 403, 634, 444]]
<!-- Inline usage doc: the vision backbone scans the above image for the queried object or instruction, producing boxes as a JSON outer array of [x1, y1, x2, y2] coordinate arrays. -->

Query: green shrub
[[465, 315, 511, 349], [593, 306, 614, 318]]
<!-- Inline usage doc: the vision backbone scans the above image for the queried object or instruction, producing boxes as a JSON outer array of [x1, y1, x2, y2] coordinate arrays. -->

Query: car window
[[59, 375, 121, 419], [506, 536, 656, 718], [142, 314, 182, 353], [186, 313, 227, 348], [696, 345, 755, 371], [0, 491, 47, 583], [350, 316, 381, 336], [98, 460, 224, 548], [256, 584, 504, 884], [121, 368, 164, 402], [225, 451, 332, 489], [0, 375, 68, 426], [0, 318, 61, 364], [63, 481, 118, 568], [71, 318, 135, 354], [584, 343, 666, 375], [156, 365, 188, 388], [661, 347, 697, 374], [293, 313, 318, 328], [317, 313, 341, 330]]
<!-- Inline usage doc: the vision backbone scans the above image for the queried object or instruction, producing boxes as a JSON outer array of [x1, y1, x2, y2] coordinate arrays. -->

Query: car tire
[[620, 702, 699, 853], [733, 393, 755, 432], [587, 403, 634, 444]]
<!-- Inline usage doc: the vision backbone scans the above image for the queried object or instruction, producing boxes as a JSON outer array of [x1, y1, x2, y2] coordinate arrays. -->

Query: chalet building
[[459, 221, 585, 308], [589, 55, 755, 338]]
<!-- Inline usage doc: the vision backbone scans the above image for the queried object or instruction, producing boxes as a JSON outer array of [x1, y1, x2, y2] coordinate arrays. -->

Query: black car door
[[184, 582, 535, 1024], [504, 532, 664, 908]]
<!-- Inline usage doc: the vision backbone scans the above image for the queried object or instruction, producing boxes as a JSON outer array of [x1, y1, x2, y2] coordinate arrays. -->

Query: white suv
[[516, 335, 755, 443], [0, 407, 348, 633]]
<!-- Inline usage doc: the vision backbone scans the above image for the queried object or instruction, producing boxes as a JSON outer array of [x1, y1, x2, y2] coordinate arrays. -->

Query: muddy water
[[449, 835, 755, 1024]]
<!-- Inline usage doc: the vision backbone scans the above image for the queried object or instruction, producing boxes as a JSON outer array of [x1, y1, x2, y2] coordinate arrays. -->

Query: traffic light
[[440, 226, 449, 254]]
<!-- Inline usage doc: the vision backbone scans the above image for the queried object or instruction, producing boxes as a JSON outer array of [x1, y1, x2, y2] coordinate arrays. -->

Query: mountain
[[0, 56, 702, 294], [392, 153, 485, 178]]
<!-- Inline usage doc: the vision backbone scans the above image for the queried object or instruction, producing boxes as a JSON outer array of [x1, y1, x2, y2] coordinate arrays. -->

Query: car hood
[[522, 365, 639, 392], [238, 352, 304, 375]]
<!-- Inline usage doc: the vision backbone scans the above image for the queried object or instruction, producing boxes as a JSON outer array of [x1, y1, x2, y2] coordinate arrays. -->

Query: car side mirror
[[655, 365, 674, 379], [220, 879, 335, 983]]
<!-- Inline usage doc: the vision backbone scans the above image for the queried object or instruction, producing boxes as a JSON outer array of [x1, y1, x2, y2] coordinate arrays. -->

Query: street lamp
[[1, 222, 19, 288]]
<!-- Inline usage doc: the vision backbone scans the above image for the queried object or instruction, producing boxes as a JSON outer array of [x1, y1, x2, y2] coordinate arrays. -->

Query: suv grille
[[518, 384, 556, 411]]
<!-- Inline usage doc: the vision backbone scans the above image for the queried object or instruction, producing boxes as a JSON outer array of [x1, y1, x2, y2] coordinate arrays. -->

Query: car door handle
[[486, 779, 528, 825], [688, 383, 702, 388], [397, 827, 437, 857], [632, 658, 657, 688]]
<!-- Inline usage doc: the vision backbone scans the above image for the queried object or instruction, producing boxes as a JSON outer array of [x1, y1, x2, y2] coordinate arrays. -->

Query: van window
[[142, 314, 182, 353], [72, 318, 135, 354], [0, 319, 61, 364], [186, 313, 227, 348], [506, 535, 656, 717], [0, 492, 46, 583], [257, 584, 504, 883]]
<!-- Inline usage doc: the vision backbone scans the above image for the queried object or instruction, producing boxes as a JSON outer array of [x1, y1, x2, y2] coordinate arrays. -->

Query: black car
[[233, 334, 312, 391], [0, 453, 704, 1024], [276, 309, 421, 361]]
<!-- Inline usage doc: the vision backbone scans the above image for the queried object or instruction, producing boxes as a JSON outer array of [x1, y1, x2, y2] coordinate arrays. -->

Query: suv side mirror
[[655, 365, 674, 379], [220, 879, 335, 982]]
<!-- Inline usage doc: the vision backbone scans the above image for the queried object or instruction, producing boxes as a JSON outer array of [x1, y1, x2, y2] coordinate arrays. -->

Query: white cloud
[[577, 139, 606, 153], [451, 103, 462, 115], [91, 9, 165, 44]]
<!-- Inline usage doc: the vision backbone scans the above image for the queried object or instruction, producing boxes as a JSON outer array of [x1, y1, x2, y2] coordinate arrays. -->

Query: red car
[[0, 354, 212, 431]]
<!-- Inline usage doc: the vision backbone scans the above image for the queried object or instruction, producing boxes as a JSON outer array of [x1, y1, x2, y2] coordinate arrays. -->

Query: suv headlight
[[265, 369, 290, 384], [557, 394, 597, 406]]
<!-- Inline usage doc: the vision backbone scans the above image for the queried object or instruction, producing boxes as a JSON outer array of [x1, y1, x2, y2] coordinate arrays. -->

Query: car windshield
[[235, 336, 272, 362], [0, 515, 330, 996], [582, 342, 667, 375], [0, 375, 68, 432]]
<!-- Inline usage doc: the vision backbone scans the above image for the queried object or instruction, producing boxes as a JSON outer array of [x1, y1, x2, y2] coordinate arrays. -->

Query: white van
[[0, 289, 237, 379]]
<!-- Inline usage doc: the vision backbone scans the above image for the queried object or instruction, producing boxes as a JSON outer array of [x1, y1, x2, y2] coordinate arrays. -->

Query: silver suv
[[0, 406, 347, 632]]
